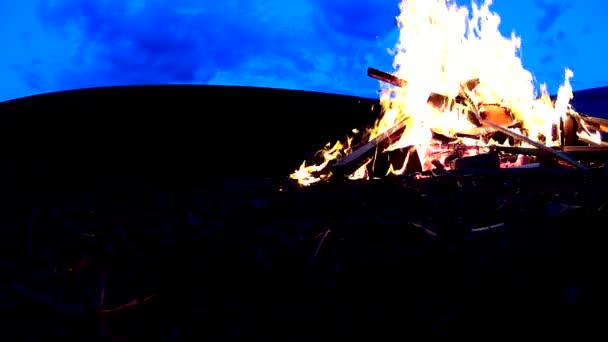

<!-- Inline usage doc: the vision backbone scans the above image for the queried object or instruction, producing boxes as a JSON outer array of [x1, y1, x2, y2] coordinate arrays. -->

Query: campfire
[[291, 0, 608, 187]]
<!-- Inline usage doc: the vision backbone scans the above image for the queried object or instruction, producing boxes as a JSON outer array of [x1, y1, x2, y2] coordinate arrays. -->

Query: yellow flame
[[290, 0, 577, 185], [290, 140, 346, 186], [348, 158, 372, 180]]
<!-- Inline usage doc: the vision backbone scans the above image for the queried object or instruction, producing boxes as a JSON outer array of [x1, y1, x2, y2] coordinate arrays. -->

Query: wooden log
[[577, 113, 608, 133], [453, 94, 588, 170], [496, 145, 608, 166], [371, 146, 422, 177], [332, 118, 408, 175], [565, 111, 608, 146], [560, 146, 608, 165], [479, 119, 589, 170], [367, 67, 408, 88]]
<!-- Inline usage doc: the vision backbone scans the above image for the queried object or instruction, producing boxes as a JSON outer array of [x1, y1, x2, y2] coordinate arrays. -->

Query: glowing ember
[[291, 0, 578, 186]]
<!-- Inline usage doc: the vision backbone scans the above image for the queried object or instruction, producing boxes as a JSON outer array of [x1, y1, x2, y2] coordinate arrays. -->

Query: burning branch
[[331, 68, 487, 175], [461, 92, 589, 171], [368, 67, 408, 88], [577, 113, 608, 133], [333, 116, 408, 174], [483, 120, 588, 170]]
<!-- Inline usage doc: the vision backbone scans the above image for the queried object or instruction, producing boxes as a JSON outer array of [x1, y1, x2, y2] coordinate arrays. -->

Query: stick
[[577, 132, 603, 146], [577, 113, 608, 133], [496, 145, 608, 166], [563, 146, 608, 152], [333, 116, 408, 171], [98, 293, 158, 315], [367, 67, 408, 88], [457, 88, 589, 170], [494, 146, 543, 155], [480, 119, 589, 170], [308, 229, 331, 269], [368, 67, 480, 93]]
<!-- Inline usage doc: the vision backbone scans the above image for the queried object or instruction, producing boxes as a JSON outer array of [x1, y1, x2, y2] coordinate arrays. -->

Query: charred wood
[[495, 146, 546, 156], [367, 67, 408, 88], [479, 119, 588, 170], [563, 146, 608, 153], [577, 113, 608, 133], [564, 113, 585, 146], [451, 152, 500, 171], [332, 122, 407, 176], [561, 146, 608, 166]]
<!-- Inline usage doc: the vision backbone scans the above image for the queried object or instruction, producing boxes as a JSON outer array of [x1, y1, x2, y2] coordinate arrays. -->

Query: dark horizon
[[3, 83, 607, 119], [4, 82, 608, 103]]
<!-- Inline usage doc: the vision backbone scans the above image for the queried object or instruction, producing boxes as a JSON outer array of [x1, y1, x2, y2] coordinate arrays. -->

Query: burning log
[[563, 114, 580, 146], [371, 146, 423, 178], [332, 68, 491, 175], [562, 110, 608, 147], [330, 106, 516, 177], [495, 145, 608, 169], [333, 118, 408, 175], [367, 67, 408, 88], [563, 146, 608, 153], [479, 119, 588, 170], [577, 113, 608, 133], [451, 88, 589, 170]]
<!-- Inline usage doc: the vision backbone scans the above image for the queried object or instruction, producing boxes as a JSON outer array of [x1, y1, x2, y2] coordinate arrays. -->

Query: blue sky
[[0, 0, 606, 102]]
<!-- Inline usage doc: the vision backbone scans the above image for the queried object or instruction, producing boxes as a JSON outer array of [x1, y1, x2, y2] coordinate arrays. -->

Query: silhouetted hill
[[0, 85, 381, 188], [1, 84, 607, 189]]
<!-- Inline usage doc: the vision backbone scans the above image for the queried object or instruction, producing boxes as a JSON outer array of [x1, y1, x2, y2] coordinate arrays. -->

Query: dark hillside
[[0, 85, 381, 189]]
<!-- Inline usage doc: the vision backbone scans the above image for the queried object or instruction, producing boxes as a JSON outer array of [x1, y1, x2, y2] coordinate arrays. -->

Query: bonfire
[[291, 0, 608, 186]]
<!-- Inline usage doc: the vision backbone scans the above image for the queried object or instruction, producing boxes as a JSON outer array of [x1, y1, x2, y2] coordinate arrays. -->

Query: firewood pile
[[1, 166, 608, 339], [291, 67, 608, 186]]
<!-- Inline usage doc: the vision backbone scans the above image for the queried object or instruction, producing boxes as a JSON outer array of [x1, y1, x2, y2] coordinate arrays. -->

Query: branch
[[97, 293, 159, 315], [481, 117, 589, 170]]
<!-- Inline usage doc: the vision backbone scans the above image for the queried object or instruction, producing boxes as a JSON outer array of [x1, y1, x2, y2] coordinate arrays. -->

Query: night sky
[[0, 0, 605, 102]]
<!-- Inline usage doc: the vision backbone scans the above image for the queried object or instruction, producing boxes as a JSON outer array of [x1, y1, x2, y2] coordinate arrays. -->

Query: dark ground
[[1, 86, 608, 340]]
